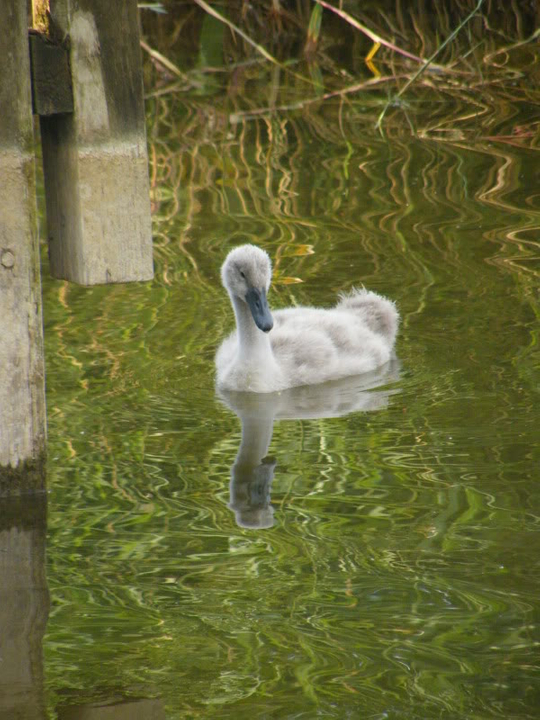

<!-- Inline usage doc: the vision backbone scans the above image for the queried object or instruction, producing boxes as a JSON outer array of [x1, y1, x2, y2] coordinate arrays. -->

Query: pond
[[39, 4, 539, 719]]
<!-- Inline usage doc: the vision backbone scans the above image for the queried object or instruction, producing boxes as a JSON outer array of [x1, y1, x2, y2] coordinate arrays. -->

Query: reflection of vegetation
[[142, 0, 540, 144], [142, 0, 540, 309]]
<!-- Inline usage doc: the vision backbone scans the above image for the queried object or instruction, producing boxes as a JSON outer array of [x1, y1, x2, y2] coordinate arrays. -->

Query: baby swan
[[216, 244, 399, 393]]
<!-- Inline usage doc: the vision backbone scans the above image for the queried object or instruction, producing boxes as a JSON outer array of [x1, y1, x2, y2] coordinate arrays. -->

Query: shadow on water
[[219, 359, 400, 529]]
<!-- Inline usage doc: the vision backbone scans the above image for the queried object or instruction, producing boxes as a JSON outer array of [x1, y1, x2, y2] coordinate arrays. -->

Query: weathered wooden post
[[0, 0, 47, 482], [36, 0, 154, 284]]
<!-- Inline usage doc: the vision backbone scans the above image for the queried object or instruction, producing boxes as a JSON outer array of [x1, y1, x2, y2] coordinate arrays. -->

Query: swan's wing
[[270, 308, 391, 385], [336, 288, 399, 345]]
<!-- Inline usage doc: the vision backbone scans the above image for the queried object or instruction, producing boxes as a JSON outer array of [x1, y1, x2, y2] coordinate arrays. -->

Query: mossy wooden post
[[39, 0, 154, 285], [0, 1, 46, 480]]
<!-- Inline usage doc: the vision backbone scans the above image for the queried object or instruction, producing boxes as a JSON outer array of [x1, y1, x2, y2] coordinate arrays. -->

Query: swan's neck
[[232, 295, 272, 361], [229, 408, 276, 529]]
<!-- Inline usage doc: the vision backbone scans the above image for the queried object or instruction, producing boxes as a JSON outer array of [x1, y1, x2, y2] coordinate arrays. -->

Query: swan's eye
[[239, 270, 246, 279]]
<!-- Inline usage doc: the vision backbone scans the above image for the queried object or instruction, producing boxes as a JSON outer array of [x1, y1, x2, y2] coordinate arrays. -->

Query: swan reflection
[[218, 359, 400, 529]]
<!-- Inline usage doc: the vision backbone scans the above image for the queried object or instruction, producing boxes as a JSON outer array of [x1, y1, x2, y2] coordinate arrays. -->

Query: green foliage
[[305, 3, 323, 55]]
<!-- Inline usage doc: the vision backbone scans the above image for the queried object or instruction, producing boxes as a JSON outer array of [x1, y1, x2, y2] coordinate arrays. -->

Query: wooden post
[[0, 0, 47, 477], [38, 0, 154, 285]]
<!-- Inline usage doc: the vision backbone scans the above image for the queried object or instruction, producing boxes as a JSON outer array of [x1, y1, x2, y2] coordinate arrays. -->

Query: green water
[[40, 16, 540, 720]]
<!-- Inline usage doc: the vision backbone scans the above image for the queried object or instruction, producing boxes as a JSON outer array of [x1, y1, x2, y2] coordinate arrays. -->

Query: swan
[[216, 244, 399, 393]]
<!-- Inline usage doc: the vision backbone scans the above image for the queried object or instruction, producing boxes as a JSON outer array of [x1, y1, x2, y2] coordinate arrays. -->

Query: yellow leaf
[[366, 41, 381, 62], [290, 244, 315, 256]]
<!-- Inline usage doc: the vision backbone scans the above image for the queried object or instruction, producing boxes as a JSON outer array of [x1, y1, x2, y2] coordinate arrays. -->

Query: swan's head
[[221, 244, 274, 333]]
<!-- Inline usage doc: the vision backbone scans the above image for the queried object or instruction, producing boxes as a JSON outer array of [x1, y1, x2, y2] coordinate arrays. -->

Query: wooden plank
[[40, 0, 154, 284], [0, 0, 47, 477], [29, 31, 73, 115]]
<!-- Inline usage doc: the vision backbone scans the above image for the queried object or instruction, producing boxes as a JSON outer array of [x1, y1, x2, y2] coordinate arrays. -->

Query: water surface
[[41, 9, 539, 719]]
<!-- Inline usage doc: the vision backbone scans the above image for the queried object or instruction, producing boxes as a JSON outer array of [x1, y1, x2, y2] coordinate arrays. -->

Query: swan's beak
[[245, 287, 273, 333]]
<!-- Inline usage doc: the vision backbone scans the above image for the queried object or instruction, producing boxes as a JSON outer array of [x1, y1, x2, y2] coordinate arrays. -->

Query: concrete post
[[40, 0, 154, 285]]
